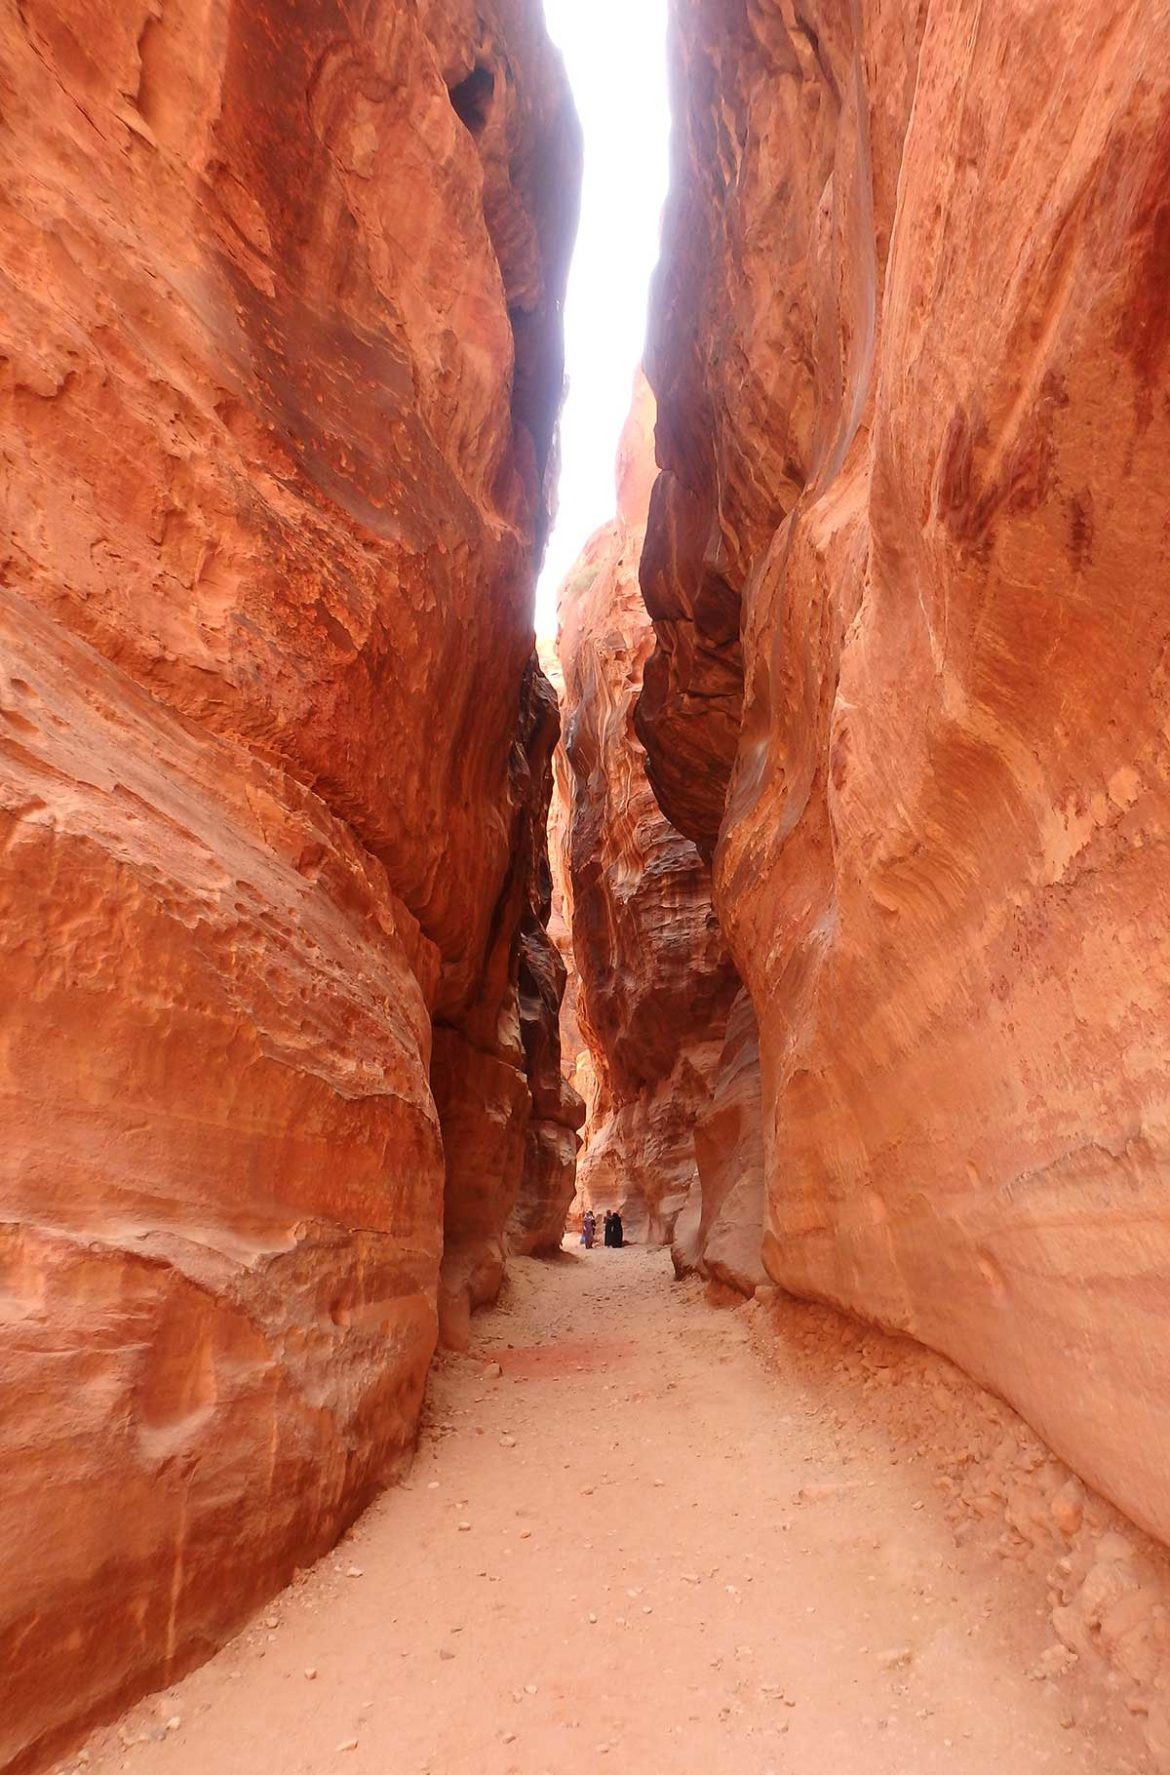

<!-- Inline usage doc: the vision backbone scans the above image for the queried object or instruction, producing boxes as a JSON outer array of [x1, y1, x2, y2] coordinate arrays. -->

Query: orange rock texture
[[672, 988, 767, 1297], [558, 380, 739, 1242], [541, 643, 595, 1228], [0, 0, 578, 1766], [642, 0, 1170, 1549]]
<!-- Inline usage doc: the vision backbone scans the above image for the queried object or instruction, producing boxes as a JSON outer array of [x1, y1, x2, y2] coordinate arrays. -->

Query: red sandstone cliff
[[0, 1, 578, 1767], [558, 379, 739, 1242], [642, 0, 1170, 1566]]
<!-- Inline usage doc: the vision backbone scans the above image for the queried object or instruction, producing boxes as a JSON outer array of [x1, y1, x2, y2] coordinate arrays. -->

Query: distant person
[[611, 1210, 624, 1249], [603, 1210, 615, 1247], [582, 1209, 596, 1249]]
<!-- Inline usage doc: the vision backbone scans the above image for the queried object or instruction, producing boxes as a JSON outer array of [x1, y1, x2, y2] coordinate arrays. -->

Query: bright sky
[[535, 0, 670, 636]]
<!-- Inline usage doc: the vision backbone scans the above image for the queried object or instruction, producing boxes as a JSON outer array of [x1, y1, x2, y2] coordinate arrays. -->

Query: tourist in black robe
[[611, 1211, 624, 1249]]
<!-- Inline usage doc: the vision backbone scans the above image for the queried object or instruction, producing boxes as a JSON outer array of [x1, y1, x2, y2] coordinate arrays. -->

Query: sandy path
[[75, 1247, 1142, 1775]]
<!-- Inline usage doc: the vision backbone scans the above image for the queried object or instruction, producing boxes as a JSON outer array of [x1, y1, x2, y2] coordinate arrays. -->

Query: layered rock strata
[[0, 1, 577, 1767], [558, 380, 739, 1241], [642, 0, 1170, 1554]]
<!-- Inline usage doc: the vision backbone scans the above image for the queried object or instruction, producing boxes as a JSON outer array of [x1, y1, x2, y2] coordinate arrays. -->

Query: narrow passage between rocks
[[76, 1254, 1138, 1775]]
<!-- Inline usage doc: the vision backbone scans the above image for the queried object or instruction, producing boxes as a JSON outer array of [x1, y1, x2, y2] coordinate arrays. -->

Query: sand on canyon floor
[[71, 1245, 1147, 1775]]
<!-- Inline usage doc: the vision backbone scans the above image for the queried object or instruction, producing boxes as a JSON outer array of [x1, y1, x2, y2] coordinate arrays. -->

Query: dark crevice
[[448, 64, 495, 136]]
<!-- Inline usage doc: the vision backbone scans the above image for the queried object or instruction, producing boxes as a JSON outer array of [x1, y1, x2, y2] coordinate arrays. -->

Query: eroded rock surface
[[672, 988, 766, 1297], [435, 656, 583, 1341], [642, 0, 1170, 1566], [543, 643, 597, 1234], [0, 0, 577, 1766], [558, 380, 739, 1241], [507, 663, 586, 1264]]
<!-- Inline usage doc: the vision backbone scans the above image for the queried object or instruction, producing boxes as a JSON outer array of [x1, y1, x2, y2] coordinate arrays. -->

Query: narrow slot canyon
[[3, 3, 1170, 1774]]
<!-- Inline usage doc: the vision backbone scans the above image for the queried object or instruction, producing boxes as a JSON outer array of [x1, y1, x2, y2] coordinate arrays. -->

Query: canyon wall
[[503, 661, 586, 1264], [671, 986, 767, 1297], [558, 380, 740, 1242], [0, 1, 577, 1767], [642, 0, 1170, 1550], [542, 643, 596, 1206]]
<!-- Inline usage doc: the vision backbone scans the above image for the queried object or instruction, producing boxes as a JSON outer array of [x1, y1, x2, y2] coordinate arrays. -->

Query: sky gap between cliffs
[[535, 0, 670, 634]]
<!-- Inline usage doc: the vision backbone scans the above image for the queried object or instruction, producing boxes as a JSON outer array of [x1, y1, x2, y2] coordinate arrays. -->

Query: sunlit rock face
[[558, 379, 739, 1242], [0, 0, 577, 1765], [643, 0, 1170, 1548]]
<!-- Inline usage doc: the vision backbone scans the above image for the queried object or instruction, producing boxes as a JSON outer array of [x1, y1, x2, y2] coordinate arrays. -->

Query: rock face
[[643, 0, 1170, 1550], [506, 663, 586, 1263], [672, 988, 767, 1297], [434, 656, 584, 1344], [543, 642, 596, 1227], [558, 380, 739, 1241], [522, 645, 590, 1244], [0, 1, 577, 1767]]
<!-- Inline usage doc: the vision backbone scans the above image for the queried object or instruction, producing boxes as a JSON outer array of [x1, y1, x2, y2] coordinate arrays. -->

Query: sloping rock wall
[[0, 0, 577, 1766], [642, 0, 1170, 1550], [558, 379, 739, 1241]]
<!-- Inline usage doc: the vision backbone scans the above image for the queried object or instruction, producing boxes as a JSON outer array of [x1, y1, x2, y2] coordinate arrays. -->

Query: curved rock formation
[[642, 0, 1170, 1557], [0, 0, 578, 1766], [558, 379, 739, 1241]]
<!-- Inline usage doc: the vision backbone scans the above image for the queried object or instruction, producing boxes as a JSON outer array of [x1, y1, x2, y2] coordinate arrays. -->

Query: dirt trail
[[75, 1248, 1143, 1775]]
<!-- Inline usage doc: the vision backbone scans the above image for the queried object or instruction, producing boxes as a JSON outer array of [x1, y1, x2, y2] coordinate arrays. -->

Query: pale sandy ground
[[74, 1246, 1145, 1775]]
